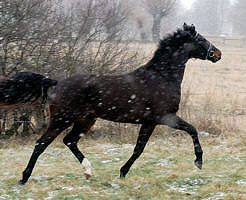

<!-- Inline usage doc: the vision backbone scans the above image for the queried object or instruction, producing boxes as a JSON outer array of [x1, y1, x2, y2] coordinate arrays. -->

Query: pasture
[[1, 43, 246, 199]]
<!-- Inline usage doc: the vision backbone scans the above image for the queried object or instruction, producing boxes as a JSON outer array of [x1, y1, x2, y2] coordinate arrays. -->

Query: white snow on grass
[[44, 190, 59, 200], [155, 157, 174, 167], [61, 186, 74, 191], [101, 157, 120, 164], [236, 180, 246, 185], [165, 178, 208, 194]]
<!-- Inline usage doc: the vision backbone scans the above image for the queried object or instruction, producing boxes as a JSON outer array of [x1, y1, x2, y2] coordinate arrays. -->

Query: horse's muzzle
[[210, 49, 222, 63]]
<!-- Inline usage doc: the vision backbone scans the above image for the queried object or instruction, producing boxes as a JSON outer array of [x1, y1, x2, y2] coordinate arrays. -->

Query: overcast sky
[[182, 0, 195, 9], [182, 0, 236, 9]]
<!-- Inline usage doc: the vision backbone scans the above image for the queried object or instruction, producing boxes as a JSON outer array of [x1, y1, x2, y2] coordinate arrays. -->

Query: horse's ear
[[190, 24, 196, 33], [183, 23, 189, 31]]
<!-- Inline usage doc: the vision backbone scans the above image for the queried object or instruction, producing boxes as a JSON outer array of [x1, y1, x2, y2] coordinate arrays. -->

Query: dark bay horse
[[1, 23, 222, 184]]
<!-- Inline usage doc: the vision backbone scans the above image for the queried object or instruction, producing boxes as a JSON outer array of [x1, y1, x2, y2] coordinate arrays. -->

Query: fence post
[[242, 38, 246, 47]]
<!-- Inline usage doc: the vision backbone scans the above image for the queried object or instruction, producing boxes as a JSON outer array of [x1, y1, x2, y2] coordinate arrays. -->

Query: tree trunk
[[152, 14, 162, 42], [19, 111, 33, 135], [0, 111, 7, 136]]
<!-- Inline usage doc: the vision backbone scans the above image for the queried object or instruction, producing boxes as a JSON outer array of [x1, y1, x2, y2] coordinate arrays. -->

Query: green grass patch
[[1, 136, 246, 199]]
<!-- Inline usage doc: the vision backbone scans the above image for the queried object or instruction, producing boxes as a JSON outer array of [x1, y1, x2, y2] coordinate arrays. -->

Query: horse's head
[[182, 23, 221, 63]]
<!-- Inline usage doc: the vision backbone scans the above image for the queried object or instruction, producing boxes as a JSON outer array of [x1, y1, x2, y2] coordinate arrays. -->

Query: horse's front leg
[[120, 123, 156, 178], [160, 114, 203, 169]]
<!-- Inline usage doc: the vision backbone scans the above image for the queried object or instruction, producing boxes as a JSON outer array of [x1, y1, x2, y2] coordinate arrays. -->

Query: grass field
[[1, 43, 246, 199], [1, 135, 246, 200]]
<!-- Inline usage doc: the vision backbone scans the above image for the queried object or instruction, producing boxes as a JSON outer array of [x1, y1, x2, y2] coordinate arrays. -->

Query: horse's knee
[[35, 129, 61, 152], [63, 134, 77, 147], [187, 125, 198, 136], [34, 140, 49, 154]]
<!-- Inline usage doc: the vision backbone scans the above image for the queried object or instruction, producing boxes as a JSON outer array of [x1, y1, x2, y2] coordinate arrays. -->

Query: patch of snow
[[213, 145, 225, 150], [106, 148, 120, 154], [101, 158, 120, 164], [155, 158, 174, 167], [236, 180, 246, 185], [211, 192, 227, 198], [165, 178, 208, 194], [44, 190, 59, 200], [78, 185, 91, 190], [61, 186, 74, 191], [111, 183, 120, 189], [199, 131, 210, 137], [12, 186, 20, 194], [122, 144, 134, 149], [0, 194, 11, 199]]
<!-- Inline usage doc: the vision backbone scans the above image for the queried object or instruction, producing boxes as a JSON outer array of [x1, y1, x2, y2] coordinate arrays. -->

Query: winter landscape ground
[[1, 43, 246, 199]]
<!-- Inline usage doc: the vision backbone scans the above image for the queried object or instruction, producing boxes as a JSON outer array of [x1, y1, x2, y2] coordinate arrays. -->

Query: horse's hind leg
[[19, 125, 67, 185], [63, 116, 96, 179]]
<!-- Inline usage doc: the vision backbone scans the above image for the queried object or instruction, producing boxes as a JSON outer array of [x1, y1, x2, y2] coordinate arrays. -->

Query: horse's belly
[[95, 104, 146, 124], [99, 114, 143, 124]]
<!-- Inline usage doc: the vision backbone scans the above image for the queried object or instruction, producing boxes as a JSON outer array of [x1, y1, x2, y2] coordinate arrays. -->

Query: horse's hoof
[[120, 172, 126, 179], [194, 160, 202, 170], [84, 173, 91, 180], [18, 180, 26, 185]]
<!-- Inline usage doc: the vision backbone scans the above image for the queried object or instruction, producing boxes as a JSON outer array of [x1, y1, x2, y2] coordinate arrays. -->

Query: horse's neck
[[144, 51, 188, 85]]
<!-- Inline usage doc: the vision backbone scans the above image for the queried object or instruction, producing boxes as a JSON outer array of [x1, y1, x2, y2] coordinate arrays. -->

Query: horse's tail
[[0, 72, 58, 107]]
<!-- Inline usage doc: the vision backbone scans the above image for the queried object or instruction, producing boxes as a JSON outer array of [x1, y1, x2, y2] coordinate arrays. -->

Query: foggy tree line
[[129, 0, 246, 39], [188, 0, 246, 35]]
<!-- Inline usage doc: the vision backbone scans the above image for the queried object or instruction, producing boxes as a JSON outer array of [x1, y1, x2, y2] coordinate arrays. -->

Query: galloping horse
[[0, 23, 222, 184]]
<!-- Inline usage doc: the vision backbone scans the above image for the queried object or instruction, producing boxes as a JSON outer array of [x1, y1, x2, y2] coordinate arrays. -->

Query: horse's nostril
[[215, 50, 222, 58]]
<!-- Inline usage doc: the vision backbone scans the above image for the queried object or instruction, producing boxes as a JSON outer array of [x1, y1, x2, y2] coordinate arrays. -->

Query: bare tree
[[142, 0, 176, 41], [136, 17, 147, 41], [0, 0, 142, 137], [59, 0, 136, 76], [101, 0, 129, 40], [0, 0, 66, 76]]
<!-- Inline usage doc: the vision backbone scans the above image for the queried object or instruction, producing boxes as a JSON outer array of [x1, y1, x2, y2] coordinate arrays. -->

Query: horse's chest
[[149, 87, 181, 115]]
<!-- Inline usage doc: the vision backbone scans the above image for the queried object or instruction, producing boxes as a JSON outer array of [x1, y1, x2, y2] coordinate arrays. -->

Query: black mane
[[151, 28, 195, 62], [160, 29, 192, 49]]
